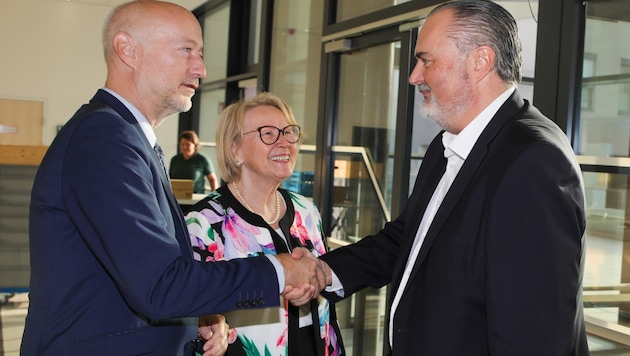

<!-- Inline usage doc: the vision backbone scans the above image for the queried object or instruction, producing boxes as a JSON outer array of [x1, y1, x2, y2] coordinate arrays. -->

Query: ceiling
[[59, 0, 206, 10], [588, 0, 630, 23]]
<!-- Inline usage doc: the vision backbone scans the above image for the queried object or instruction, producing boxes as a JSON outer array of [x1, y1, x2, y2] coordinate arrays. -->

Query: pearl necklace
[[232, 181, 282, 225]]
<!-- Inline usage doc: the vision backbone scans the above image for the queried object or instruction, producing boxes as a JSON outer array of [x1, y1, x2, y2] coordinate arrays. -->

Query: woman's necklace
[[232, 181, 281, 225]]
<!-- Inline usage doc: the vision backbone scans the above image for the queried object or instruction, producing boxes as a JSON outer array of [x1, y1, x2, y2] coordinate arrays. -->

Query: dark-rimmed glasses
[[242, 125, 301, 145]]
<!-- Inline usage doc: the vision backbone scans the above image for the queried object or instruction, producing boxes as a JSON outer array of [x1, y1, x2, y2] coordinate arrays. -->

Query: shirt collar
[[101, 87, 156, 147], [444, 87, 515, 160]]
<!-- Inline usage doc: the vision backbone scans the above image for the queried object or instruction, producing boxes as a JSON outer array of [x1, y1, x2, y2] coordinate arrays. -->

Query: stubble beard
[[417, 84, 450, 131], [152, 90, 193, 127], [416, 76, 472, 133]]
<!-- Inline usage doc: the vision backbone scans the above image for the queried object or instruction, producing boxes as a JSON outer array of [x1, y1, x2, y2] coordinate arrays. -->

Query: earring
[[236, 160, 243, 167]]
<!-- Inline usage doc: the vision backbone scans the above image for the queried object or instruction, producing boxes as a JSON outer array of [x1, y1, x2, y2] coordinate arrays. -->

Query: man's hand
[[282, 283, 316, 306], [198, 314, 229, 356], [277, 247, 334, 306], [290, 247, 332, 286], [276, 247, 327, 305]]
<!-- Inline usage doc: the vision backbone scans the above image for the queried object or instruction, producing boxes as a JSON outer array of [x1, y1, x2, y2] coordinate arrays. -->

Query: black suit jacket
[[22, 90, 280, 355], [321, 91, 588, 355]]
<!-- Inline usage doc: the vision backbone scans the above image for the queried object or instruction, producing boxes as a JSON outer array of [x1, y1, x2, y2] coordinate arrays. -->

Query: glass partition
[[277, 144, 390, 356], [580, 161, 630, 347], [247, 0, 261, 67], [202, 2, 230, 82], [579, 0, 630, 346], [269, 0, 324, 176]]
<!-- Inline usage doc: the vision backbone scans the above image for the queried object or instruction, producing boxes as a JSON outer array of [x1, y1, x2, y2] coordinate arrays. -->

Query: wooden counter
[[0, 144, 48, 166]]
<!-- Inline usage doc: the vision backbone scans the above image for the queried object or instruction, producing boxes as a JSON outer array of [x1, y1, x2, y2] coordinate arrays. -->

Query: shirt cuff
[[266, 255, 284, 294], [325, 270, 345, 297]]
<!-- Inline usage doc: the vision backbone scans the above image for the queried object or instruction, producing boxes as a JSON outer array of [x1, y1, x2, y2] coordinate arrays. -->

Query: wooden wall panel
[[0, 98, 44, 145]]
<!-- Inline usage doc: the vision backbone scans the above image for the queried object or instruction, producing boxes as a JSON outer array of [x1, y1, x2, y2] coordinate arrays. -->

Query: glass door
[[320, 23, 414, 354], [578, 0, 630, 348]]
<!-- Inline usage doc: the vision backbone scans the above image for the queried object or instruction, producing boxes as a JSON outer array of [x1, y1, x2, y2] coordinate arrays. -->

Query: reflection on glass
[[335, 42, 399, 240], [203, 3, 230, 82], [580, 3, 630, 158], [269, 0, 323, 177], [582, 171, 630, 322], [248, 0, 261, 66], [197, 89, 226, 174], [580, 1, 630, 345], [332, 40, 401, 356]]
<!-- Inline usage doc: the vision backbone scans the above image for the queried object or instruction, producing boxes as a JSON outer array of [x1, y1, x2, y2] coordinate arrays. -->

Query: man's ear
[[112, 32, 137, 69], [472, 45, 495, 80]]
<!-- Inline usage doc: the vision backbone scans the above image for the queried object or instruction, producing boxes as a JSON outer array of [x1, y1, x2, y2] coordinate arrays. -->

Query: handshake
[[276, 247, 333, 306]]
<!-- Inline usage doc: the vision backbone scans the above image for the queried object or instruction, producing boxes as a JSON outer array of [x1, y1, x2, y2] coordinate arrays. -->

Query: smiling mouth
[[270, 155, 290, 162]]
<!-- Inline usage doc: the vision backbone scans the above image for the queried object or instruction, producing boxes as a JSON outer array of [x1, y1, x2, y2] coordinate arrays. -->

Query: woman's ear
[[231, 141, 241, 164]]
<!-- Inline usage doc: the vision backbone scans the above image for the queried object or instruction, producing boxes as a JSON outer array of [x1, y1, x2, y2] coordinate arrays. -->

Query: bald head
[[103, 0, 196, 63], [101, 0, 206, 125]]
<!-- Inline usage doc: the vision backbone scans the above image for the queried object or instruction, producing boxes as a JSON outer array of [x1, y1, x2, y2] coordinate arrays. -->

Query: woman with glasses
[[183, 92, 345, 356]]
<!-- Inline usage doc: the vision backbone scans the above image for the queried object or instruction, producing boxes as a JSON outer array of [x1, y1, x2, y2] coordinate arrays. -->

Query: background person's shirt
[[169, 153, 214, 193]]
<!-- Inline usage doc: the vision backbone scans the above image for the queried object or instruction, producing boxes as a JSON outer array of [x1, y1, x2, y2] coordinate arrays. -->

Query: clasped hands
[[197, 249, 332, 354], [276, 247, 332, 306]]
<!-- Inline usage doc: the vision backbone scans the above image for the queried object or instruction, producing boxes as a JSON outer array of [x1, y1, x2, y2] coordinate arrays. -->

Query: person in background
[[21, 1, 326, 355], [185, 92, 345, 356], [316, 0, 589, 355], [169, 130, 219, 193]]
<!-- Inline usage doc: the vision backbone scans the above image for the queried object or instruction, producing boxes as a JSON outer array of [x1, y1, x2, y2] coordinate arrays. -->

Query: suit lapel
[[144, 137, 192, 256], [92, 89, 192, 257], [390, 134, 447, 293], [402, 91, 528, 286]]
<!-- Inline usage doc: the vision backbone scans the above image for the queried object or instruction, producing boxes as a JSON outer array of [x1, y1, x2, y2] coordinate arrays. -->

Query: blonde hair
[[216, 92, 298, 182]]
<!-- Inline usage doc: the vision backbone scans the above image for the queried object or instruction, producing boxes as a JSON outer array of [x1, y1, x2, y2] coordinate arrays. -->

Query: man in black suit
[[22, 1, 324, 355], [318, 1, 588, 354]]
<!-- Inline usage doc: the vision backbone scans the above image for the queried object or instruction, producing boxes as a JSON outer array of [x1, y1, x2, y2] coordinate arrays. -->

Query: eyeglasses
[[242, 125, 301, 145]]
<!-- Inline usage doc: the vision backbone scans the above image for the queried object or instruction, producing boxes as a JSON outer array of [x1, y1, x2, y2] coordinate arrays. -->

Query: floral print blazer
[[184, 185, 344, 356]]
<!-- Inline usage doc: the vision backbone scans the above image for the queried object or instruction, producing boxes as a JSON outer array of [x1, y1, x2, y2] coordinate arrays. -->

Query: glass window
[[328, 40, 403, 356], [336, 0, 411, 22], [197, 88, 226, 180], [248, 0, 261, 66], [579, 3, 630, 157], [582, 53, 596, 111], [579, 0, 630, 347], [619, 58, 630, 115], [269, 0, 324, 193], [203, 3, 230, 82]]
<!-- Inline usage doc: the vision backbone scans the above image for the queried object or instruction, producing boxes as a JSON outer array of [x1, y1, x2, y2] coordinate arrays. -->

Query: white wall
[[0, 0, 203, 161]]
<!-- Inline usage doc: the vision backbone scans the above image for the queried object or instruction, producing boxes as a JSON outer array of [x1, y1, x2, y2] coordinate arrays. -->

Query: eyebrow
[[414, 51, 428, 59]]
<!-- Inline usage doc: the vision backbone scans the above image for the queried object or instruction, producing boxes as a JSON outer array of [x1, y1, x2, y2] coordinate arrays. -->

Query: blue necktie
[[153, 142, 169, 180]]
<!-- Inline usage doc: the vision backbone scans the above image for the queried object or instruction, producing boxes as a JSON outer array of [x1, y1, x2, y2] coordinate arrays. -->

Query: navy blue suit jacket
[[22, 90, 279, 355], [321, 91, 588, 355]]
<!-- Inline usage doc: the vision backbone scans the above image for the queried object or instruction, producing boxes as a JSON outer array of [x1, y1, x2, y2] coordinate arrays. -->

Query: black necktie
[[153, 142, 169, 180]]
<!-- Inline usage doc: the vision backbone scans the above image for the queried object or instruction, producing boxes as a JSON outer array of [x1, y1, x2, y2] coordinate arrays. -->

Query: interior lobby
[[2, 0, 630, 354]]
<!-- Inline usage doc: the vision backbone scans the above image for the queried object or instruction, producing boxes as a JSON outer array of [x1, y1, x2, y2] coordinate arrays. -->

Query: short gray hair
[[430, 0, 522, 85]]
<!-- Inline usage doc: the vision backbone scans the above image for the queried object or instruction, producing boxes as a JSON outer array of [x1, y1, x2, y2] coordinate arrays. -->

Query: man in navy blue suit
[[21, 1, 323, 355], [316, 1, 589, 355]]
